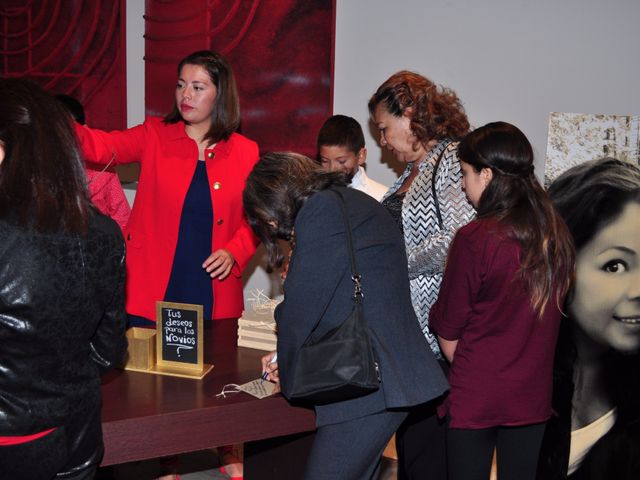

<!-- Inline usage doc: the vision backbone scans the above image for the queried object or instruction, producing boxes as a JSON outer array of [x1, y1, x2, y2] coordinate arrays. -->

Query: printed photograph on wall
[[536, 113, 640, 478], [544, 112, 640, 185]]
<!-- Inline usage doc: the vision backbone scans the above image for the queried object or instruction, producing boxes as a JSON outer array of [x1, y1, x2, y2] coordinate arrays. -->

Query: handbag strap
[[296, 188, 366, 345], [431, 147, 446, 230], [330, 189, 363, 299]]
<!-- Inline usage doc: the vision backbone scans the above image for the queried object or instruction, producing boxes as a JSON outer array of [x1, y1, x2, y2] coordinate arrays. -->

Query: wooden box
[[124, 327, 156, 371]]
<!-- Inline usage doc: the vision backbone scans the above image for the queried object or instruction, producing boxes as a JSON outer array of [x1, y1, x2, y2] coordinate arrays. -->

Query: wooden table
[[100, 319, 316, 478]]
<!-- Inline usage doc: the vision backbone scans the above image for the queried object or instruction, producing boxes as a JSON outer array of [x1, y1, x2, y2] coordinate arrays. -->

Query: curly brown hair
[[368, 70, 469, 146]]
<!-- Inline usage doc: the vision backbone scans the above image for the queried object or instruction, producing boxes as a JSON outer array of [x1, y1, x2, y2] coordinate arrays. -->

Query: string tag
[[215, 384, 241, 399], [215, 379, 276, 399]]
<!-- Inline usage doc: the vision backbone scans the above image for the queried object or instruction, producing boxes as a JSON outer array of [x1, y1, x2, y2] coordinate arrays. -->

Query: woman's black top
[[381, 191, 406, 235]]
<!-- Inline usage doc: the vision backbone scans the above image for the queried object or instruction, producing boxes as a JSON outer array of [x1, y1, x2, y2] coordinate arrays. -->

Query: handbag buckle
[[352, 274, 364, 298]]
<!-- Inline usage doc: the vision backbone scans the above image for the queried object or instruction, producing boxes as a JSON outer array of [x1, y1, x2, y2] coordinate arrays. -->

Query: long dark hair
[[164, 50, 240, 144], [0, 78, 90, 233], [368, 70, 469, 147], [243, 152, 349, 271], [458, 121, 574, 317]]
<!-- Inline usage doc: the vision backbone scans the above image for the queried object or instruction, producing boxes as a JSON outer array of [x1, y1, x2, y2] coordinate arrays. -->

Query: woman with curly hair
[[368, 71, 475, 479]]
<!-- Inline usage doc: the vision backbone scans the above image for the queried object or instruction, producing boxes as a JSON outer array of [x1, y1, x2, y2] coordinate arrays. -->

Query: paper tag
[[238, 378, 277, 399]]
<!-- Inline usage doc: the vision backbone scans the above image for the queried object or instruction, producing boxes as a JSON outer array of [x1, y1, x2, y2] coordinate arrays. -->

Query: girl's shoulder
[[465, 217, 512, 234], [456, 218, 515, 251], [458, 217, 497, 237]]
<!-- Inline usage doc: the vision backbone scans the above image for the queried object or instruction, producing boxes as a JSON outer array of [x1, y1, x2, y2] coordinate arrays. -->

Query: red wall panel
[[0, 0, 127, 130]]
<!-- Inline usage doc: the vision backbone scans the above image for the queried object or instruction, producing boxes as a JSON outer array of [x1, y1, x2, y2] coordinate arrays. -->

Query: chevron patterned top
[[382, 139, 476, 358]]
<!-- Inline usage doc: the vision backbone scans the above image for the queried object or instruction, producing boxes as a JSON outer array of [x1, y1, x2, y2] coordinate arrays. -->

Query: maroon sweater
[[430, 219, 562, 429]]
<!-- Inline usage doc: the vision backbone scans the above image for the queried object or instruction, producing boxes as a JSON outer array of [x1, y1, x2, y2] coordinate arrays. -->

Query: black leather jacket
[[0, 212, 127, 435]]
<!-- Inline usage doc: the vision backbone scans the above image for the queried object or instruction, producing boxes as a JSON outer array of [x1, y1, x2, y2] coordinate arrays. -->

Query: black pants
[[446, 422, 546, 480], [396, 359, 448, 480], [396, 398, 447, 480], [0, 404, 103, 480]]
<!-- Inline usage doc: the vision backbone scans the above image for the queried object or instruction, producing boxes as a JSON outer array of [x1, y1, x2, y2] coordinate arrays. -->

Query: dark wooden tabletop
[[100, 318, 316, 466]]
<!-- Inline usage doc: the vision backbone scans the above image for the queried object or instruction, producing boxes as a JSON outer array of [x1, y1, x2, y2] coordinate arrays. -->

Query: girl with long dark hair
[[430, 122, 575, 480], [0, 79, 126, 479]]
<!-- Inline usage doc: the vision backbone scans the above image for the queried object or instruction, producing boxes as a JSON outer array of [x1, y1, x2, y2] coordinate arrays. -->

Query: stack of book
[[237, 310, 277, 351], [237, 290, 280, 351]]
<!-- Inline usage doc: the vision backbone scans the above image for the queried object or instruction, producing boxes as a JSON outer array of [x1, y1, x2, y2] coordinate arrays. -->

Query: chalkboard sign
[[156, 301, 204, 371]]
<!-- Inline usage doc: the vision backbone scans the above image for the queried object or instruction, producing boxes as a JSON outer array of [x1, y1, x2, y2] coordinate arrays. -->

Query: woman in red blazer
[[75, 50, 259, 324]]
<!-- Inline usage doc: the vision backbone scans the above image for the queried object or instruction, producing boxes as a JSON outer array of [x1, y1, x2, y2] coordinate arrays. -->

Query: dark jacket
[[276, 187, 449, 427], [0, 211, 127, 435]]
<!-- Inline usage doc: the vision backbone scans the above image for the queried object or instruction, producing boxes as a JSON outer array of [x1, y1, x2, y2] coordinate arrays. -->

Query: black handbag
[[287, 189, 380, 405]]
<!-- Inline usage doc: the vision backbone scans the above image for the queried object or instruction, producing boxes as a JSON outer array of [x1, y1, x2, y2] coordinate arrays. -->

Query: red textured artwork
[[0, 0, 127, 130], [145, 0, 334, 156]]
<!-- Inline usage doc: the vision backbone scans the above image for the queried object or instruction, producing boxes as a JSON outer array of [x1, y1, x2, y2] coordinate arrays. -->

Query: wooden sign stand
[[154, 301, 213, 379], [123, 301, 213, 379]]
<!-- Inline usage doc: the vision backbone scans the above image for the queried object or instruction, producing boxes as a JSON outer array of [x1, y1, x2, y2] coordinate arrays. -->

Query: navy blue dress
[[163, 161, 214, 321]]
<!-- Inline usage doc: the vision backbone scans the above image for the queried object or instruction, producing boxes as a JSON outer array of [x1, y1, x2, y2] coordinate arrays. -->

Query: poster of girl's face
[[543, 115, 640, 477], [546, 113, 640, 356], [570, 200, 640, 353]]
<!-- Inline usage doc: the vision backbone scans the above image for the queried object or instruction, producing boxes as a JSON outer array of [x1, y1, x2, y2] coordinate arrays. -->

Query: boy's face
[[318, 145, 366, 176]]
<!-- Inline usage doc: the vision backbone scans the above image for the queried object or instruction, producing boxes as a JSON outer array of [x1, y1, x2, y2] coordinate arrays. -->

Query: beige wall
[[334, 0, 640, 185]]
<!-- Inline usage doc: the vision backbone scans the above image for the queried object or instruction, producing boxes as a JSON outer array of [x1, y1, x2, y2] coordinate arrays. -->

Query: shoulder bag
[[287, 189, 380, 405]]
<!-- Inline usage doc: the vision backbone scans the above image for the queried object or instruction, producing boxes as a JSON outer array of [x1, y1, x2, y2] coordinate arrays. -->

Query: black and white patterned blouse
[[382, 139, 476, 358]]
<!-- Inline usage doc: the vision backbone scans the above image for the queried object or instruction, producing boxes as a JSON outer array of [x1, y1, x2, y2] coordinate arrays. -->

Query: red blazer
[[75, 117, 259, 320]]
